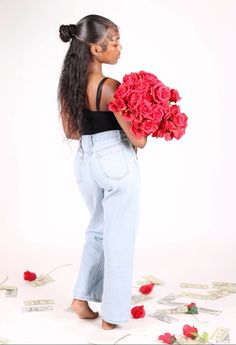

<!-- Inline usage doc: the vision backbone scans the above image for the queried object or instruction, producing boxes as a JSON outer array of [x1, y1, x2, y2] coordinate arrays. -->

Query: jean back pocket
[[97, 148, 129, 180]]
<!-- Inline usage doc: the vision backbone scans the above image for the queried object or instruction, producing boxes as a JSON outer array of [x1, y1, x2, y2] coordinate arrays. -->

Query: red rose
[[137, 100, 152, 119], [186, 302, 198, 314], [130, 125, 145, 138], [131, 305, 145, 318], [116, 84, 131, 101], [152, 128, 165, 138], [141, 119, 158, 135], [158, 332, 177, 344], [169, 88, 181, 102], [152, 105, 164, 123], [143, 93, 153, 103], [123, 72, 139, 86], [123, 110, 137, 122], [108, 98, 126, 112], [170, 104, 181, 116], [164, 132, 173, 141], [24, 270, 37, 281], [183, 324, 198, 339], [151, 85, 171, 102], [139, 283, 155, 294], [127, 91, 143, 109], [160, 101, 171, 115], [187, 302, 196, 309], [140, 71, 160, 85], [172, 113, 188, 127], [133, 79, 150, 93], [173, 128, 186, 139], [161, 119, 175, 132]]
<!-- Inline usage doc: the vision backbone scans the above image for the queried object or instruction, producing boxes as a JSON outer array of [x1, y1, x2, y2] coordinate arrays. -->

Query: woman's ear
[[90, 44, 101, 57]]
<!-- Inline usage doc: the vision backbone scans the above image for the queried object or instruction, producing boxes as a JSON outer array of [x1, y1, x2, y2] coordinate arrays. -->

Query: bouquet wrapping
[[108, 71, 188, 141]]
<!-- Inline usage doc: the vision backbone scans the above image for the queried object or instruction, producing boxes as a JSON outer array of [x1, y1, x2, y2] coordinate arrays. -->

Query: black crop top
[[81, 77, 122, 135]]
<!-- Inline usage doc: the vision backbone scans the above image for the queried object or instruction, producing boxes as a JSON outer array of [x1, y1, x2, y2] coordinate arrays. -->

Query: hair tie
[[72, 33, 85, 42]]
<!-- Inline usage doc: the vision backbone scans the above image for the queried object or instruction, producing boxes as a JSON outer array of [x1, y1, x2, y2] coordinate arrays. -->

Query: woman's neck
[[88, 60, 103, 77]]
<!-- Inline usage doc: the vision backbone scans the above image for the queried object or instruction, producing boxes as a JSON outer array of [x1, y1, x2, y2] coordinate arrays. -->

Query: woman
[[58, 14, 147, 330]]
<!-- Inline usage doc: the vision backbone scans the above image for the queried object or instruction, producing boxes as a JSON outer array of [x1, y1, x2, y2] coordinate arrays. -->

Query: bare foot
[[102, 319, 116, 330], [71, 299, 99, 319]]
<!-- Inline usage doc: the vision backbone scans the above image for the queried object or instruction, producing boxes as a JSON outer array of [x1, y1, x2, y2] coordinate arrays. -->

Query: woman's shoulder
[[103, 77, 120, 104]]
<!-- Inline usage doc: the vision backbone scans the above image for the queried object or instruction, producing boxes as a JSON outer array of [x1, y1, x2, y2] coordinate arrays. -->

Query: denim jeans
[[72, 129, 140, 324]]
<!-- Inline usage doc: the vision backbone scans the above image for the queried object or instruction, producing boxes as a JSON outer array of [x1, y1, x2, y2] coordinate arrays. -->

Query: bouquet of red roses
[[108, 71, 188, 140]]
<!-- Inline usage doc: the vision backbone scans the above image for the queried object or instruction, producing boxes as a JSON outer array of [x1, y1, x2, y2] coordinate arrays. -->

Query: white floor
[[1, 238, 236, 344]]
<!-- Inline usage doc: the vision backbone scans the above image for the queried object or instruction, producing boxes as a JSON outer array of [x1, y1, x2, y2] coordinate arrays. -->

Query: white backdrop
[[1, 0, 236, 280]]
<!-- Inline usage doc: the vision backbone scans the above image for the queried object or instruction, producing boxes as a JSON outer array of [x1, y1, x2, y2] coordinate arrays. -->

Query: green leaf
[[201, 332, 209, 341], [191, 331, 198, 339], [185, 306, 198, 314]]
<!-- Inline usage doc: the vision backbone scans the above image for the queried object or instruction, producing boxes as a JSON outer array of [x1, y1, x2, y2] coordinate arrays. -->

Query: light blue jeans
[[72, 129, 140, 324]]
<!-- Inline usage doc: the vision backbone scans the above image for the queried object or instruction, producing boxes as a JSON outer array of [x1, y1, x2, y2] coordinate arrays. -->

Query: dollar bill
[[210, 286, 236, 293], [212, 281, 236, 288], [0, 285, 16, 290], [28, 274, 54, 287], [180, 290, 230, 300], [131, 293, 153, 305], [135, 280, 150, 286], [5, 287, 17, 297], [0, 339, 10, 345], [23, 299, 55, 306], [21, 305, 54, 313], [65, 307, 74, 312], [209, 327, 230, 343], [176, 335, 206, 344], [207, 290, 231, 300], [180, 283, 209, 289], [198, 306, 222, 315], [147, 311, 178, 323], [156, 294, 183, 306], [142, 275, 165, 286], [153, 306, 188, 314]]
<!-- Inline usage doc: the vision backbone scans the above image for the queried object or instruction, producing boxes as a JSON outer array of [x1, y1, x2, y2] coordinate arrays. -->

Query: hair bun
[[59, 24, 77, 42]]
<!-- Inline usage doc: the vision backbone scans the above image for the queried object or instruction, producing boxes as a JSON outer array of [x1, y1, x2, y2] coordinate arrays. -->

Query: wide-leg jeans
[[72, 129, 140, 324]]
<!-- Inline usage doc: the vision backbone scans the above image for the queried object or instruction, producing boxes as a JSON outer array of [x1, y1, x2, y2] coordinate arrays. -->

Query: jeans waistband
[[79, 130, 128, 152]]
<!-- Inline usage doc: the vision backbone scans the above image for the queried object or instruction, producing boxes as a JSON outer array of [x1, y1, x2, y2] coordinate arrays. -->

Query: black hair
[[57, 14, 118, 137]]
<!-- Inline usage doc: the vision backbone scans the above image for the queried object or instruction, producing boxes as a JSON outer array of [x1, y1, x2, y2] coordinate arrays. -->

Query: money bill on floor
[[209, 327, 230, 344], [198, 306, 222, 315], [180, 290, 230, 300], [5, 287, 17, 297], [0, 285, 16, 291], [180, 282, 209, 289], [23, 299, 55, 306], [131, 293, 153, 305], [0, 339, 10, 345], [156, 294, 183, 306], [147, 311, 178, 323], [21, 305, 54, 313], [142, 275, 165, 286], [212, 281, 236, 288], [176, 335, 207, 344], [152, 306, 188, 314]]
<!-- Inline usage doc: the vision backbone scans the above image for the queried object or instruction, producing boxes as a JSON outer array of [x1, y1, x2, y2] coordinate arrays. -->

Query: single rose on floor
[[158, 332, 177, 344], [139, 282, 155, 294], [24, 270, 37, 281], [183, 324, 198, 339], [131, 305, 145, 318], [186, 302, 198, 314]]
